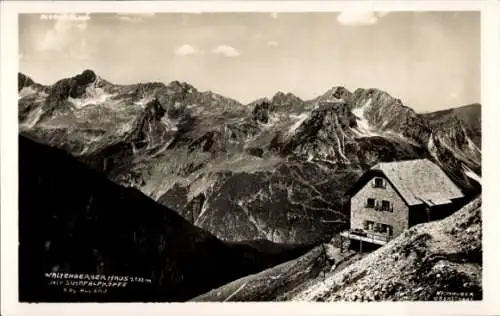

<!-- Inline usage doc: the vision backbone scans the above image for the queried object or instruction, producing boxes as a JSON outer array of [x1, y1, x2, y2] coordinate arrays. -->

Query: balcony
[[340, 229, 391, 245]]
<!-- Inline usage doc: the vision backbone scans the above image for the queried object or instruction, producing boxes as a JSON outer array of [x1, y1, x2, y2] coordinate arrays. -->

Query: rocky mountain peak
[[18, 72, 35, 92], [252, 99, 275, 123], [167, 80, 197, 95], [353, 88, 394, 107], [134, 82, 167, 98], [271, 91, 303, 108], [317, 86, 353, 103], [352, 88, 407, 111], [312, 100, 357, 130], [77, 69, 98, 84], [350, 87, 432, 144]]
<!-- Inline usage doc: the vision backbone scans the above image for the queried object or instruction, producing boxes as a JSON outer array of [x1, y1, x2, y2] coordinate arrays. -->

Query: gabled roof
[[370, 159, 464, 206]]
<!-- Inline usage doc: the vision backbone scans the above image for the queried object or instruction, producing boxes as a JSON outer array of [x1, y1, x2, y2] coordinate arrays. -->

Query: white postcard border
[[2, 1, 499, 315]]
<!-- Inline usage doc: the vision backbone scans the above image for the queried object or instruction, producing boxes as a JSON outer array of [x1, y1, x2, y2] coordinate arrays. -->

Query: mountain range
[[18, 70, 481, 244]]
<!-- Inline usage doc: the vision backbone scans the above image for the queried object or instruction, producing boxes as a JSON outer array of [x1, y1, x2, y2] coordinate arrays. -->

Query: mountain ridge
[[18, 70, 482, 244], [19, 71, 480, 114]]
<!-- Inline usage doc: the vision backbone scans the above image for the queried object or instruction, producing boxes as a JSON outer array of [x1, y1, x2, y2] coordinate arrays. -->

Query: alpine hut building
[[340, 158, 465, 251]]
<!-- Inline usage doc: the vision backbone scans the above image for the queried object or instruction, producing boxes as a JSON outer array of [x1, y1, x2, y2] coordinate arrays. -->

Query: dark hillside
[[18, 135, 312, 302]]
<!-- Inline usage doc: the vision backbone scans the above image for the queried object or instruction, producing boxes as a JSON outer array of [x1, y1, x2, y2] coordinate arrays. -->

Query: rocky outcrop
[[18, 72, 35, 92], [351, 88, 432, 145]]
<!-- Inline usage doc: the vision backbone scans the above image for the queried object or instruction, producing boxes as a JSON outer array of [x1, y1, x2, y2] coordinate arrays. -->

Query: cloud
[[40, 13, 90, 21], [174, 44, 197, 56], [212, 45, 240, 57], [37, 18, 90, 59], [252, 32, 264, 40], [267, 40, 279, 48], [270, 12, 279, 19], [116, 13, 155, 22], [336, 11, 389, 26]]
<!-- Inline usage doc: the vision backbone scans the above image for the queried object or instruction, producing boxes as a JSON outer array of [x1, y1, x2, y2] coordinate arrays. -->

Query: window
[[364, 220, 374, 231], [381, 200, 392, 212], [385, 225, 393, 236], [373, 177, 385, 188], [366, 198, 375, 208]]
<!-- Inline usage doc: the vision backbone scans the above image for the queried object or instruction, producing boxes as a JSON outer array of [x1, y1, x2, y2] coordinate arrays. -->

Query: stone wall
[[350, 176, 409, 238]]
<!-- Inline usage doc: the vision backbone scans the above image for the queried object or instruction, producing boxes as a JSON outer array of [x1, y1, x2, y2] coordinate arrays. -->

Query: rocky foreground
[[191, 197, 481, 302], [291, 197, 482, 301]]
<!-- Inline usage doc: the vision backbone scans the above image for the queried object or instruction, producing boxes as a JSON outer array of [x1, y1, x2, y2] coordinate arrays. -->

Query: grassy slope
[[191, 245, 366, 302], [291, 197, 482, 301], [191, 246, 325, 302]]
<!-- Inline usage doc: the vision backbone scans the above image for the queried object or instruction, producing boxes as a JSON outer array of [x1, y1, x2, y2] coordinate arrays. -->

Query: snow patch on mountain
[[463, 165, 481, 184], [20, 106, 44, 129], [68, 87, 117, 109], [287, 113, 310, 136], [19, 86, 42, 99], [135, 97, 156, 107], [439, 136, 478, 166], [160, 116, 179, 131], [467, 136, 481, 153], [260, 113, 284, 129], [351, 99, 378, 137]]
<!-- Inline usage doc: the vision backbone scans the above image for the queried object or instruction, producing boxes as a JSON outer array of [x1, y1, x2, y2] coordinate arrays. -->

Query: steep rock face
[[181, 164, 359, 243], [18, 72, 482, 244], [273, 99, 427, 168], [77, 98, 178, 185], [250, 92, 305, 123], [278, 101, 357, 160], [307, 86, 353, 109], [19, 135, 314, 302], [18, 73, 50, 123], [271, 91, 305, 112], [423, 104, 481, 176], [18, 72, 35, 91], [351, 88, 432, 145], [291, 197, 482, 301], [422, 103, 481, 147], [252, 99, 276, 123], [348, 88, 480, 190]]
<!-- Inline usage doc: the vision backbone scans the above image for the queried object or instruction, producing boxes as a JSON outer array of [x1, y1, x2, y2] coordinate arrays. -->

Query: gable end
[[346, 170, 412, 207]]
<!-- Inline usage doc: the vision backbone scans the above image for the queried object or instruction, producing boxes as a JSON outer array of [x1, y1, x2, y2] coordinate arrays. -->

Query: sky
[[19, 11, 480, 112]]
